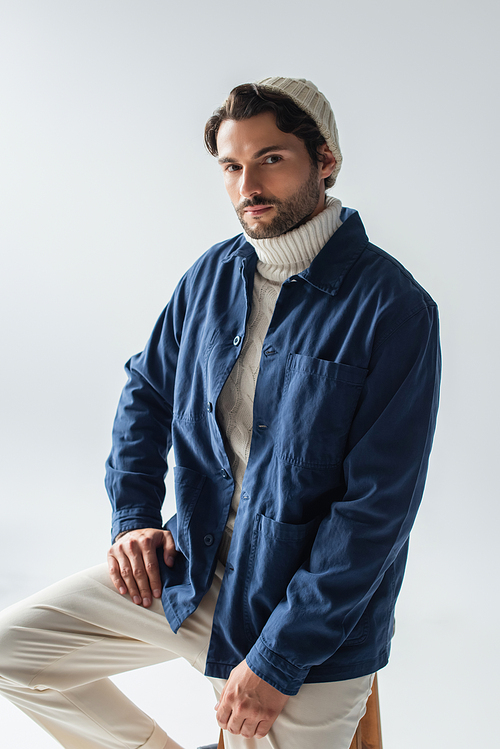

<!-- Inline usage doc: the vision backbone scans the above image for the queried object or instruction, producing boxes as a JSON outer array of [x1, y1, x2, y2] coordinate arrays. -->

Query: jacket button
[[204, 534, 214, 546], [207, 402, 213, 412], [233, 335, 241, 346], [221, 468, 230, 479], [241, 492, 249, 501]]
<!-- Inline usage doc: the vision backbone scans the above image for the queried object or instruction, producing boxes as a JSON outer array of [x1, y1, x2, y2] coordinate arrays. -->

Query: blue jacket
[[106, 209, 441, 695]]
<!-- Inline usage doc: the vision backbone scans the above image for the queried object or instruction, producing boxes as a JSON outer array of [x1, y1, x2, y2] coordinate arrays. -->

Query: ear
[[317, 143, 336, 180]]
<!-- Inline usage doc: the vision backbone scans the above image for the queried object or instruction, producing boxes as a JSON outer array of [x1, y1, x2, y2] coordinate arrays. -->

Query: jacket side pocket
[[243, 513, 320, 641]]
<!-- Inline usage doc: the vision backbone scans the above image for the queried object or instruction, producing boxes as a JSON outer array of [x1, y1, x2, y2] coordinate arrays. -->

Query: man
[[0, 77, 441, 749]]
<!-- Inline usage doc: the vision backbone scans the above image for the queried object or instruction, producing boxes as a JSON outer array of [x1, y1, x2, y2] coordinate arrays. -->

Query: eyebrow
[[217, 145, 289, 165]]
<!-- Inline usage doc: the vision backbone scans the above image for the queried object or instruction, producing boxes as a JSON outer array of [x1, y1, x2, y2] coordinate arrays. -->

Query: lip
[[244, 205, 273, 218]]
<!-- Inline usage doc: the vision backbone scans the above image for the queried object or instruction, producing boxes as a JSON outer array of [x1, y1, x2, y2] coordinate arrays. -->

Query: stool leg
[[349, 673, 383, 749], [218, 728, 225, 749], [349, 725, 362, 749]]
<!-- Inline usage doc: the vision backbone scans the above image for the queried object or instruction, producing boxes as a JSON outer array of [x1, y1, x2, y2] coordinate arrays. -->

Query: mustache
[[237, 196, 278, 211]]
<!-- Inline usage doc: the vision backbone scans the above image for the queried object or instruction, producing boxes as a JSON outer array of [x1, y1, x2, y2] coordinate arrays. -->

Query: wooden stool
[[215, 673, 382, 749], [348, 673, 383, 749]]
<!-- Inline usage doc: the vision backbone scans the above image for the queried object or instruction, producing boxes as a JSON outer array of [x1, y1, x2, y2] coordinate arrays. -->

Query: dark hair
[[204, 83, 326, 168]]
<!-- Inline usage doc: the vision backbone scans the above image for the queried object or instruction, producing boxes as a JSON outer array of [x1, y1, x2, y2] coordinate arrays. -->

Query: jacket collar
[[222, 209, 369, 298]]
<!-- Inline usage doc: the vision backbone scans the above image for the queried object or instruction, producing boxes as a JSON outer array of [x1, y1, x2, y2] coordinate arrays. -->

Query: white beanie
[[256, 76, 342, 188]]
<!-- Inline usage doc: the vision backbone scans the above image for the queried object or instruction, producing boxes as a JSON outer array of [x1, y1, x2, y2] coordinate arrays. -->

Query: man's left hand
[[215, 660, 289, 739]]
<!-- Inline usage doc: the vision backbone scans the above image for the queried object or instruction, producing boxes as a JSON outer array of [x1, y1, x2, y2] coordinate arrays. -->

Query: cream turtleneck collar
[[244, 196, 343, 283]]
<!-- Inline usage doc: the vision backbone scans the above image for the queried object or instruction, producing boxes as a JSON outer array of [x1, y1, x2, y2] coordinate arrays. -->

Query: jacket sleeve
[[105, 274, 189, 542], [245, 302, 441, 694]]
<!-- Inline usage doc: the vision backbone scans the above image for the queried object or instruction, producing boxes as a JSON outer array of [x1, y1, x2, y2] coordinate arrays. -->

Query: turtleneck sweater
[[216, 196, 343, 562]]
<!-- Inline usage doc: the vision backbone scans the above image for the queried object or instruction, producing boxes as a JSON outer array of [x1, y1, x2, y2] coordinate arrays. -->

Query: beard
[[235, 162, 321, 239]]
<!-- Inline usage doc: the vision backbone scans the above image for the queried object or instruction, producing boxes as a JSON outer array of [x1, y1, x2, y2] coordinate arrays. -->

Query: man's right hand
[[107, 528, 177, 608]]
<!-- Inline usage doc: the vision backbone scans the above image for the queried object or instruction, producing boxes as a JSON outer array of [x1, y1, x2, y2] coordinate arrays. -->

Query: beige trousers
[[0, 563, 373, 749]]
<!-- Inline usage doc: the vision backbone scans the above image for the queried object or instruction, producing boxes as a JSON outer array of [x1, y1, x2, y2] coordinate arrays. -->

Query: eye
[[225, 163, 241, 173], [264, 154, 282, 165]]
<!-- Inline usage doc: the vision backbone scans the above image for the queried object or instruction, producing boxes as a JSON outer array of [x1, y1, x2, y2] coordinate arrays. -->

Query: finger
[[255, 719, 274, 739], [226, 712, 245, 736], [107, 550, 127, 595], [116, 555, 143, 604], [130, 562, 154, 606], [140, 545, 163, 601], [162, 530, 177, 568], [216, 701, 232, 729], [239, 719, 259, 739], [126, 545, 155, 606], [113, 543, 149, 605]]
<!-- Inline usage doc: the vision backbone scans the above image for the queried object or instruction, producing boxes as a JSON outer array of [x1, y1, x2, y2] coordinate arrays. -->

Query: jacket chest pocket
[[277, 354, 367, 469]]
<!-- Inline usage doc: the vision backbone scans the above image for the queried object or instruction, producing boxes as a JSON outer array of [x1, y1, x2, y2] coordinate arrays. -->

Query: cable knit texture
[[216, 197, 343, 562]]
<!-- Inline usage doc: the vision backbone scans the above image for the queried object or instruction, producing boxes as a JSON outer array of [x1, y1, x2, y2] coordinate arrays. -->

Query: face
[[216, 112, 333, 239]]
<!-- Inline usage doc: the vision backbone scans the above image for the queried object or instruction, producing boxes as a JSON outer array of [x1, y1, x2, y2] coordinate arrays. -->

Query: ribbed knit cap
[[255, 77, 342, 188]]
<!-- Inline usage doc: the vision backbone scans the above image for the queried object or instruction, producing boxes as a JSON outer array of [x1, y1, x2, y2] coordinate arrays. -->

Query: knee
[[0, 600, 40, 686]]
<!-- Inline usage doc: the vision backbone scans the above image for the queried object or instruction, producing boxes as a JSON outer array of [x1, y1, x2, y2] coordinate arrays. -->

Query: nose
[[239, 167, 262, 200]]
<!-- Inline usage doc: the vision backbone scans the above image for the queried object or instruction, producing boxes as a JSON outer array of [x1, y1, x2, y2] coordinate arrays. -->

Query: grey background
[[0, 1, 498, 747]]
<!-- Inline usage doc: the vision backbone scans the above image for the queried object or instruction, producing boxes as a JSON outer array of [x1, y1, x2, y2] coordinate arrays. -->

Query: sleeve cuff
[[111, 510, 163, 544], [245, 639, 310, 696]]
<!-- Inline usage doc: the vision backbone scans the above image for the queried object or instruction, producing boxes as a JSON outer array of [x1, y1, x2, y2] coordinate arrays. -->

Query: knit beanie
[[255, 77, 342, 188]]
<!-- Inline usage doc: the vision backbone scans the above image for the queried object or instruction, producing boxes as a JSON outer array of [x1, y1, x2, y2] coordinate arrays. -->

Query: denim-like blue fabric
[[106, 209, 441, 695]]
